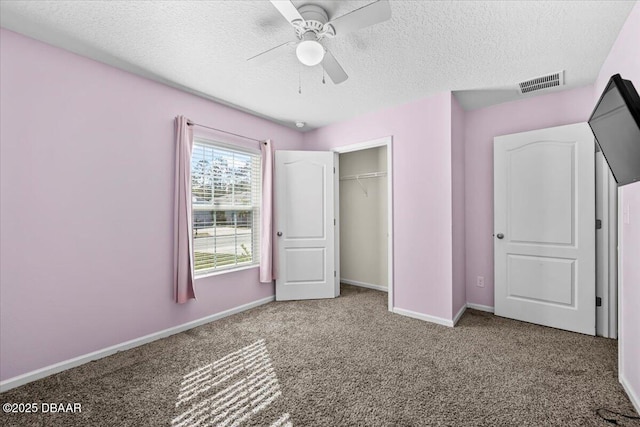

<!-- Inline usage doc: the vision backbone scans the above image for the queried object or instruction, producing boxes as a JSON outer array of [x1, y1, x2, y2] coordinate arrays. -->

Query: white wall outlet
[[476, 276, 485, 288]]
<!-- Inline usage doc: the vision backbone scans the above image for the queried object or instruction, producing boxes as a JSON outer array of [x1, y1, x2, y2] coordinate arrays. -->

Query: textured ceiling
[[0, 1, 636, 130]]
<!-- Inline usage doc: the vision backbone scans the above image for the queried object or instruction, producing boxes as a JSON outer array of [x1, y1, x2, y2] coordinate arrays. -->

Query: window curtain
[[260, 139, 275, 283], [174, 116, 196, 303]]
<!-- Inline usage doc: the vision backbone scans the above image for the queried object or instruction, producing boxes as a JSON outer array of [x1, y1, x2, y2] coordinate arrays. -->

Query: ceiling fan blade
[[247, 41, 297, 65], [270, 0, 304, 27], [326, 0, 391, 37], [322, 50, 348, 84]]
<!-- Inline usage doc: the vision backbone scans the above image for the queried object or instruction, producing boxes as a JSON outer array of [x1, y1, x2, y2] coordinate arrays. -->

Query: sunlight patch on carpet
[[172, 339, 290, 427], [269, 412, 292, 427]]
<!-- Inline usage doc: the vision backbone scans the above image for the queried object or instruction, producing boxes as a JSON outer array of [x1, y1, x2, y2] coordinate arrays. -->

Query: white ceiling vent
[[518, 71, 565, 94]]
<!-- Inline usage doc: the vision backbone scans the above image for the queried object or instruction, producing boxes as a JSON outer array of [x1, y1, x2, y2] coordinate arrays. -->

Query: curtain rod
[[187, 121, 265, 145]]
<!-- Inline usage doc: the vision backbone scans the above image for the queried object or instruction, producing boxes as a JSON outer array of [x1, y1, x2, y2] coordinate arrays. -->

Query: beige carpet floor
[[0, 285, 638, 427]]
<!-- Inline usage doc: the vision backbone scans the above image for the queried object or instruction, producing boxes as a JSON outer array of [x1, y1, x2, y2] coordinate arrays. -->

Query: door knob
[[277, 231, 283, 236], [496, 233, 504, 239]]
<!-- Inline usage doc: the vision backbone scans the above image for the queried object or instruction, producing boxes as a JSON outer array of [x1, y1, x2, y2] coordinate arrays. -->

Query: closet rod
[[187, 121, 265, 145]]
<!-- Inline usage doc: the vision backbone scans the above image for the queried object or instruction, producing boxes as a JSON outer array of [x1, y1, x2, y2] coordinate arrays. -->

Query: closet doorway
[[334, 137, 394, 311]]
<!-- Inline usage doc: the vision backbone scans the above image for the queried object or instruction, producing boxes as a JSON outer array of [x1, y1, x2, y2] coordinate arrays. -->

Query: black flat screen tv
[[588, 74, 640, 186]]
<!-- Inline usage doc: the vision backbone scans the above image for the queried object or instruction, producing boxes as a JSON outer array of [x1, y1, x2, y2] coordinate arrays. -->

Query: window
[[191, 138, 261, 275]]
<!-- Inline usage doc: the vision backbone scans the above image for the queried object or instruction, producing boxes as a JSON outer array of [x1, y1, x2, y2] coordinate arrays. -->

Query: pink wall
[[0, 29, 304, 382], [463, 85, 595, 308], [594, 2, 640, 411], [304, 93, 455, 320], [619, 185, 640, 408], [451, 95, 466, 317]]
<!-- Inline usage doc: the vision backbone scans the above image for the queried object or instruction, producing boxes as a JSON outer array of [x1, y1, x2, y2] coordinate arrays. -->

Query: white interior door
[[494, 122, 595, 335], [275, 151, 338, 301]]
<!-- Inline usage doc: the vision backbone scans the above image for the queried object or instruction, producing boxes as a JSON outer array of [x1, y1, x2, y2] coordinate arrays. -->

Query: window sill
[[195, 264, 259, 280]]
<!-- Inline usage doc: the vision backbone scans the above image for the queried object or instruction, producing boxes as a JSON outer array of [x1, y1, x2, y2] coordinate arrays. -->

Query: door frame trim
[[595, 150, 618, 338], [332, 136, 394, 312]]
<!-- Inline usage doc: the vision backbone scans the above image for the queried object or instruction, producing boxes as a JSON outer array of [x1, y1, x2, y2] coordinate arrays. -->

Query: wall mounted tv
[[588, 74, 640, 186]]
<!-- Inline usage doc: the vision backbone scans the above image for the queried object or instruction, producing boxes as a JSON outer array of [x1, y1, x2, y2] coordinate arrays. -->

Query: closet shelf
[[339, 171, 387, 181], [339, 171, 387, 197]]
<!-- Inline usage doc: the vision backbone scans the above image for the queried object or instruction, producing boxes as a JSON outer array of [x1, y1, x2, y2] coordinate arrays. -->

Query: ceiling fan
[[248, 0, 392, 84]]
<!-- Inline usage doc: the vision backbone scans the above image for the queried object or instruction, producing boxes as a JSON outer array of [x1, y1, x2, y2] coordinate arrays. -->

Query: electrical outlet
[[476, 276, 485, 288]]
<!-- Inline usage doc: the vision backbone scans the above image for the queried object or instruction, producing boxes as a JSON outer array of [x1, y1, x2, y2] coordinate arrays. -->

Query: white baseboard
[[393, 307, 454, 328], [466, 303, 495, 313], [453, 304, 467, 326], [620, 374, 640, 415], [341, 278, 388, 293], [0, 296, 275, 393]]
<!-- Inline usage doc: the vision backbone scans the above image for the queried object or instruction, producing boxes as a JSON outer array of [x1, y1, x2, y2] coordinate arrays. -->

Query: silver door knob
[[496, 233, 504, 239], [277, 232, 283, 236]]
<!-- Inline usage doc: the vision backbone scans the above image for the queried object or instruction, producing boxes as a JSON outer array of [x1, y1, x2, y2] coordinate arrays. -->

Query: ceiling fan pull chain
[[298, 68, 302, 94], [322, 67, 326, 84]]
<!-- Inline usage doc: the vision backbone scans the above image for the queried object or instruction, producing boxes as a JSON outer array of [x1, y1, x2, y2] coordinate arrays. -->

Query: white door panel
[[283, 161, 325, 239], [275, 151, 337, 301], [494, 122, 595, 335], [507, 255, 574, 305], [285, 248, 325, 282], [508, 142, 575, 245]]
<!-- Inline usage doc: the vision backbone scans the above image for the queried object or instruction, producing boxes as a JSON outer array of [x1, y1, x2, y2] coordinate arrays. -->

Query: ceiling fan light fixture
[[296, 40, 324, 66]]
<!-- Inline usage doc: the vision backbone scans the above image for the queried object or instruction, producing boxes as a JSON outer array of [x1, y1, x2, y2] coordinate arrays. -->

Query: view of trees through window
[[191, 141, 260, 273]]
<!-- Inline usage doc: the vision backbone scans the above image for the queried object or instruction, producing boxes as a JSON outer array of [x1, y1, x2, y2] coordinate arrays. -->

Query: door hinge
[[334, 218, 336, 225], [596, 296, 602, 307], [333, 167, 335, 173], [596, 219, 602, 229], [334, 271, 336, 277]]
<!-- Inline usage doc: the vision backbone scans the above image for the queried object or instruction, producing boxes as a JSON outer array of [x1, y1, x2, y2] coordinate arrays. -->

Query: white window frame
[[191, 137, 261, 277]]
